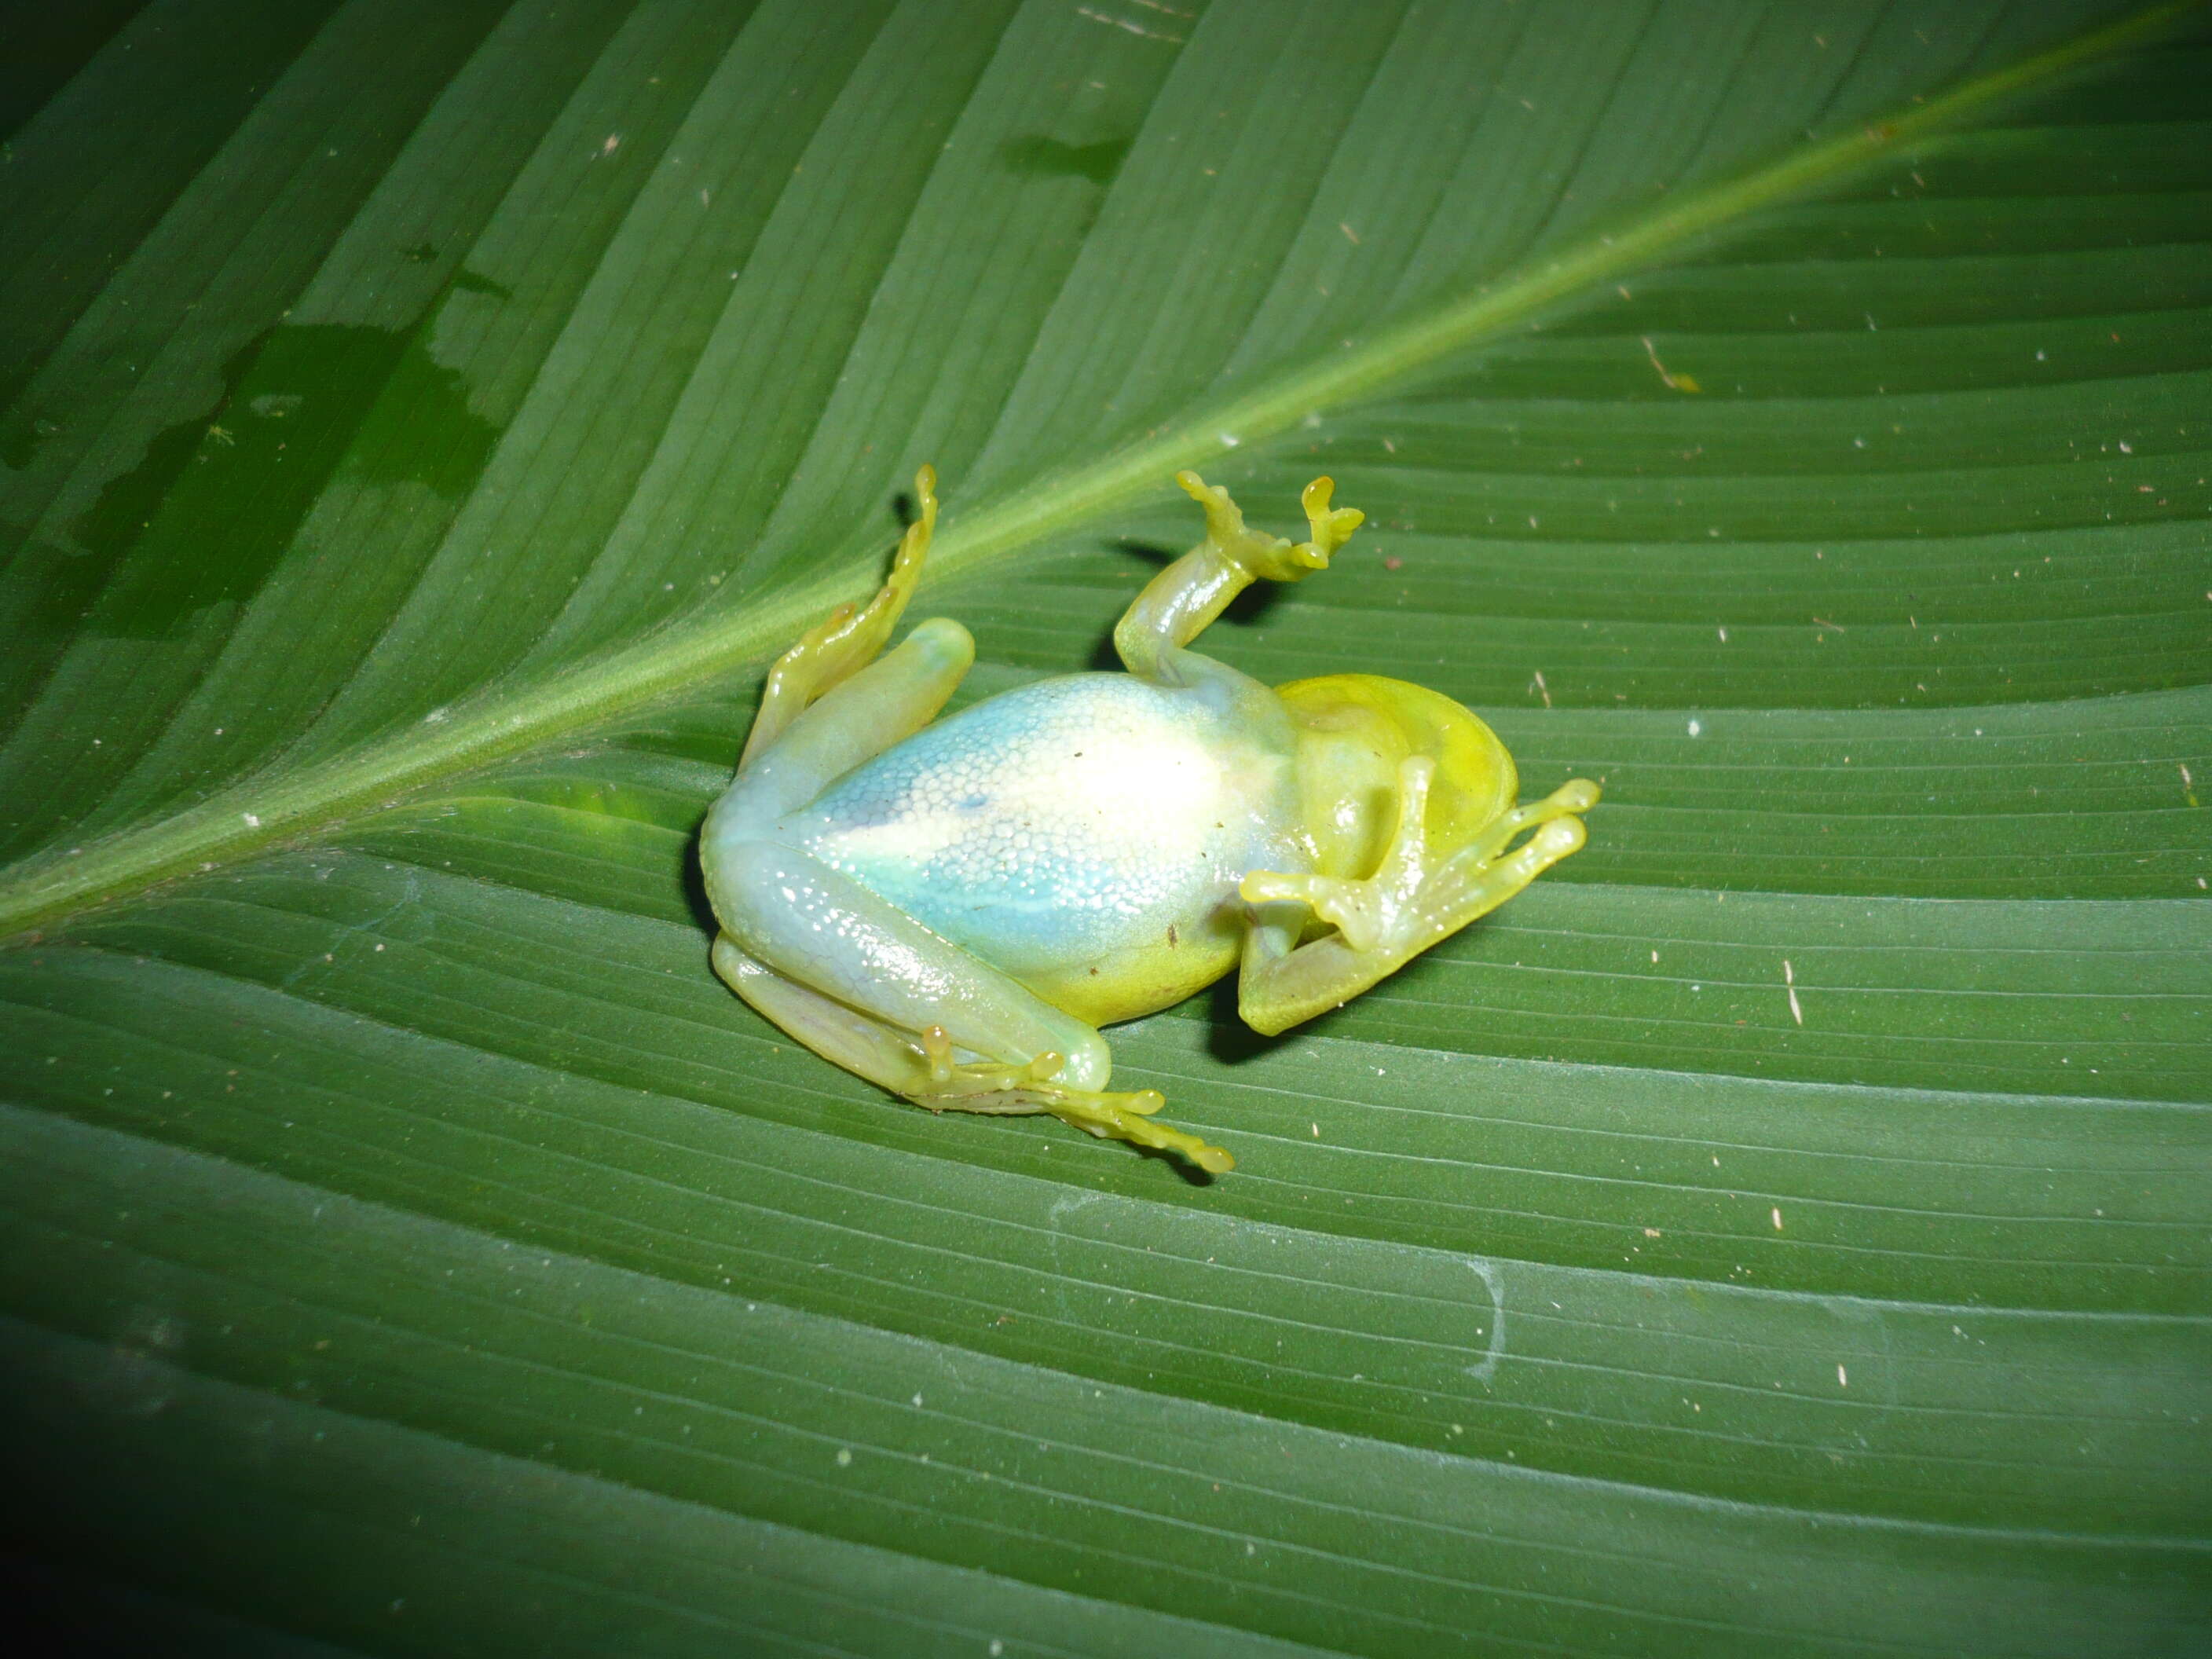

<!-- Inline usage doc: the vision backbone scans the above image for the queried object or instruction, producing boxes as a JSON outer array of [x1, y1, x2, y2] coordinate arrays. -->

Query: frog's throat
[[1275, 673, 1518, 881]]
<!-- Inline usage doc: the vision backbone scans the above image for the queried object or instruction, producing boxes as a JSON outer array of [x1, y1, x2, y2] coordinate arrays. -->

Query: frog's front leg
[[1112, 471, 1363, 687], [1236, 760, 1600, 1035]]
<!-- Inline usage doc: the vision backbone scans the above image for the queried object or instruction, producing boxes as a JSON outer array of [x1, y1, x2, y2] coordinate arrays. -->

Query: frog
[[701, 465, 1598, 1174]]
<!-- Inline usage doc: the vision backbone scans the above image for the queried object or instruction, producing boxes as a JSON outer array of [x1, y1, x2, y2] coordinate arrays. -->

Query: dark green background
[[1, 2, 2206, 1653]]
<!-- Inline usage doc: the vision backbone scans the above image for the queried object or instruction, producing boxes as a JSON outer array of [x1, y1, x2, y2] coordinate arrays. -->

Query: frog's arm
[[1236, 759, 1599, 1035], [1113, 471, 1363, 687]]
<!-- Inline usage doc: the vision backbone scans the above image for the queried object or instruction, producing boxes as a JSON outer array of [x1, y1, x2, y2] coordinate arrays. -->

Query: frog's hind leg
[[905, 1025, 1231, 1174], [742, 464, 940, 765], [707, 612, 974, 844], [711, 934, 1232, 1173]]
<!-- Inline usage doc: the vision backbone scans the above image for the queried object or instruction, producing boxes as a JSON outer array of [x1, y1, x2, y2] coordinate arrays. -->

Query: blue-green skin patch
[[701, 467, 1597, 1174], [793, 671, 1305, 1022]]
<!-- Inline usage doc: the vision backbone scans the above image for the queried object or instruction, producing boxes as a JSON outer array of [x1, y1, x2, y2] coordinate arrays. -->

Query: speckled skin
[[700, 467, 1596, 1174], [792, 669, 1308, 1024]]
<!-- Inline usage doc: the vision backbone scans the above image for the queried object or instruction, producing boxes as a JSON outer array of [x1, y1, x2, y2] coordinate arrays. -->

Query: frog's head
[[1276, 673, 1522, 880]]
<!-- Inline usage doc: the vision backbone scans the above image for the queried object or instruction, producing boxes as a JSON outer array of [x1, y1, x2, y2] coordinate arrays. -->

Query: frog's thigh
[[712, 936, 936, 1097], [711, 837, 1111, 1089], [711, 617, 973, 842]]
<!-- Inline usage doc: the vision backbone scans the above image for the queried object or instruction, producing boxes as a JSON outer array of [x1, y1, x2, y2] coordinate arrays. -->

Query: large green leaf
[[2, 2, 2207, 1652]]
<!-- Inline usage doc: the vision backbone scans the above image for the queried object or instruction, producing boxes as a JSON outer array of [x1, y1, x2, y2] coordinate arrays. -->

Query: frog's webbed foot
[[907, 1027, 1234, 1174], [742, 465, 940, 764], [1176, 471, 1363, 585], [1237, 760, 1599, 1032]]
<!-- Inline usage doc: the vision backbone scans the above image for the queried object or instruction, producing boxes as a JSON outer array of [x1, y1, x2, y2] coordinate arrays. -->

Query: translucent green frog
[[702, 467, 1597, 1174]]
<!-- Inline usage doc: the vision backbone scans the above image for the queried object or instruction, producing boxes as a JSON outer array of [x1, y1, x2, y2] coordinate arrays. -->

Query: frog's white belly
[[789, 673, 1295, 975]]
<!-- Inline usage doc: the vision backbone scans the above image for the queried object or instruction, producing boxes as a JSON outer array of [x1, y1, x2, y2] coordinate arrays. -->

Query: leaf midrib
[[0, 2, 2189, 944]]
